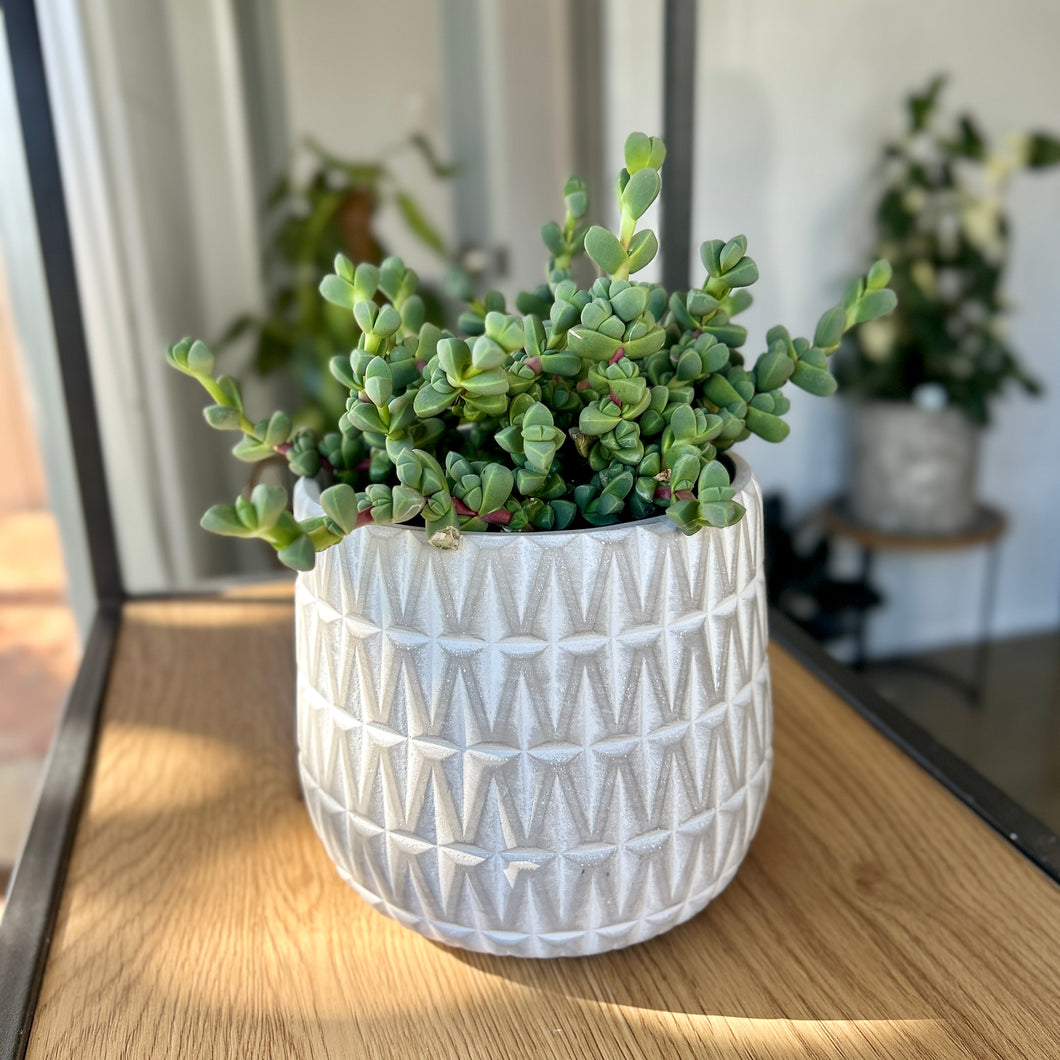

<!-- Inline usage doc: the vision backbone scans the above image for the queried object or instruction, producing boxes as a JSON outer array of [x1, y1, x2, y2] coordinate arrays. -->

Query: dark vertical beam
[[2, 0, 124, 606], [232, 0, 290, 212], [439, 0, 495, 275], [661, 0, 697, 293], [569, 0, 604, 228]]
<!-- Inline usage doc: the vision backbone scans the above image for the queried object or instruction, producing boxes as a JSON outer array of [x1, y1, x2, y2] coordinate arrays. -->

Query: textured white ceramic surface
[[293, 455, 772, 958], [850, 401, 980, 535]]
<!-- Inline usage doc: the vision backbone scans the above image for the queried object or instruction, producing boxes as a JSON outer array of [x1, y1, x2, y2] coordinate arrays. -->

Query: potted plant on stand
[[839, 75, 1060, 535], [168, 132, 896, 958]]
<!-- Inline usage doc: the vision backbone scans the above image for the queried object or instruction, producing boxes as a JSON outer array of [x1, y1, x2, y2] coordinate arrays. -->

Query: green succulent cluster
[[169, 131, 896, 570]]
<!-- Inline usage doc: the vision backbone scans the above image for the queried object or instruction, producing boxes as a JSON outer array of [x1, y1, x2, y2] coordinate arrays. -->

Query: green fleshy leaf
[[852, 288, 898, 324], [621, 167, 661, 219], [200, 505, 247, 537], [203, 405, 242, 431], [791, 361, 838, 396], [813, 305, 848, 350], [319, 274, 356, 309], [584, 226, 627, 275], [277, 534, 316, 572], [627, 230, 658, 274]]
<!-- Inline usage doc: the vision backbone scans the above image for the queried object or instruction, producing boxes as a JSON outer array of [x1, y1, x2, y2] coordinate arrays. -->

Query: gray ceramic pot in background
[[293, 455, 772, 958], [849, 401, 980, 535]]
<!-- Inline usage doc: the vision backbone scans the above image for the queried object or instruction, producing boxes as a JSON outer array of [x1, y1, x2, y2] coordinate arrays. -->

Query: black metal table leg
[[970, 540, 1003, 707], [854, 546, 874, 670]]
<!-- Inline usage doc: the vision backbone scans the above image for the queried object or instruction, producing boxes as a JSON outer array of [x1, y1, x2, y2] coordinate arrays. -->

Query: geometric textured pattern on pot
[[294, 455, 772, 958]]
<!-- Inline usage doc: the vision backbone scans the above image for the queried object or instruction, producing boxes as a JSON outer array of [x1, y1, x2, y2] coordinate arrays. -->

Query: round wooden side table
[[818, 499, 1007, 704]]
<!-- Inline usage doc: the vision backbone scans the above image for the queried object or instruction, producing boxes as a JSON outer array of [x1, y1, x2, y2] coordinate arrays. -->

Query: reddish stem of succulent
[[452, 497, 513, 524], [354, 458, 372, 472], [653, 485, 693, 503], [609, 389, 622, 409], [609, 347, 625, 364], [526, 356, 542, 373]]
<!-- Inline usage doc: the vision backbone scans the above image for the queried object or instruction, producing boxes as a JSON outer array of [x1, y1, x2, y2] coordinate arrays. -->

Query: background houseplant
[[840, 75, 1060, 533], [169, 132, 895, 956], [219, 136, 465, 432]]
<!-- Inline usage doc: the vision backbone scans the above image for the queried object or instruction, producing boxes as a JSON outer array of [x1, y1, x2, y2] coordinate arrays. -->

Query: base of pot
[[301, 751, 772, 959], [339, 858, 747, 959]]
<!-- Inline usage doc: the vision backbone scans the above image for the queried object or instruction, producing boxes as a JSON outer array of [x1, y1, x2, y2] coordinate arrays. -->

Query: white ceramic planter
[[293, 455, 772, 958], [849, 401, 980, 535]]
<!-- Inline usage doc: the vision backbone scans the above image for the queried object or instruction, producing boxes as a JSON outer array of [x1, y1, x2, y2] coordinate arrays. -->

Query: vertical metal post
[[439, 0, 496, 275], [569, 0, 604, 229], [971, 541, 1003, 707], [3, 0, 124, 605], [661, 0, 698, 293]]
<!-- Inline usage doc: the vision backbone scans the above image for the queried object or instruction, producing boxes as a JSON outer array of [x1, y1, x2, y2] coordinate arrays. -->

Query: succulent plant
[[169, 132, 896, 570], [839, 75, 1060, 424]]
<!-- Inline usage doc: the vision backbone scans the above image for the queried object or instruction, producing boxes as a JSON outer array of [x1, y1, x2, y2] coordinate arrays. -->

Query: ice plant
[[169, 132, 896, 570]]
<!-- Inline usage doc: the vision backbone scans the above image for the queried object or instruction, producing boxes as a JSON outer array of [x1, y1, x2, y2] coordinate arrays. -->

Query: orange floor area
[[0, 507, 79, 886]]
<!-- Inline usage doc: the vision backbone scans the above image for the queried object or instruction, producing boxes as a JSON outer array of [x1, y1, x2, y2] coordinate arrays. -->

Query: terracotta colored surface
[[25, 589, 1060, 1058], [0, 263, 46, 512], [0, 510, 78, 758]]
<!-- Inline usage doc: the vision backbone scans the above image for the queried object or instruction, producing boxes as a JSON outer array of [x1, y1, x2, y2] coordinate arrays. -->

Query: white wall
[[604, 0, 1060, 654]]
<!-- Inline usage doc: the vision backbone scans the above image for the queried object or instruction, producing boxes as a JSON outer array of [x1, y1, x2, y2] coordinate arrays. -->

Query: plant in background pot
[[839, 75, 1060, 535], [219, 135, 466, 432], [168, 132, 895, 958]]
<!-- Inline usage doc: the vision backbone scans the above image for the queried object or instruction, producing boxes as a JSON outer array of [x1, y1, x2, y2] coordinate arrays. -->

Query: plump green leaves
[[624, 132, 666, 173], [168, 131, 898, 567], [584, 226, 627, 275]]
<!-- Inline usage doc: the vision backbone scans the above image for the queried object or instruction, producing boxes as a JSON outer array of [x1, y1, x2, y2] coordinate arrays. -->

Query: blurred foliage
[[220, 136, 465, 431], [840, 75, 1060, 424]]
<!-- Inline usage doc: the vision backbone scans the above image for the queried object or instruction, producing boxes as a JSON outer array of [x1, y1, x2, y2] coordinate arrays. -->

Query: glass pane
[[0, 253, 82, 916]]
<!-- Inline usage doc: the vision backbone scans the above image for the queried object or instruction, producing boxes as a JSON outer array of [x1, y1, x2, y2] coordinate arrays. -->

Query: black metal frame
[[661, 0, 697, 293], [1, 2, 1058, 1057], [0, 2, 124, 1057], [772, 611, 1060, 882]]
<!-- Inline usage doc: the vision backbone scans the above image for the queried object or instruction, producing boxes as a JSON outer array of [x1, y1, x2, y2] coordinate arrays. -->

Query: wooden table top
[[23, 587, 1060, 1058]]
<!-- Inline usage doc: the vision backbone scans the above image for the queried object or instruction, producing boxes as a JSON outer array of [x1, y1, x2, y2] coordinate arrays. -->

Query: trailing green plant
[[219, 136, 464, 431], [169, 131, 896, 571], [839, 75, 1060, 424]]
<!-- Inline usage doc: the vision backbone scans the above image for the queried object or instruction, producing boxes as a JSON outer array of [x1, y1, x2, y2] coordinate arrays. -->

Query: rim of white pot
[[294, 451, 755, 540]]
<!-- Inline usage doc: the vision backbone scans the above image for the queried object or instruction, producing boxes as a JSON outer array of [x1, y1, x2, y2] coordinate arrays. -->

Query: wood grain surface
[[25, 587, 1060, 1059]]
